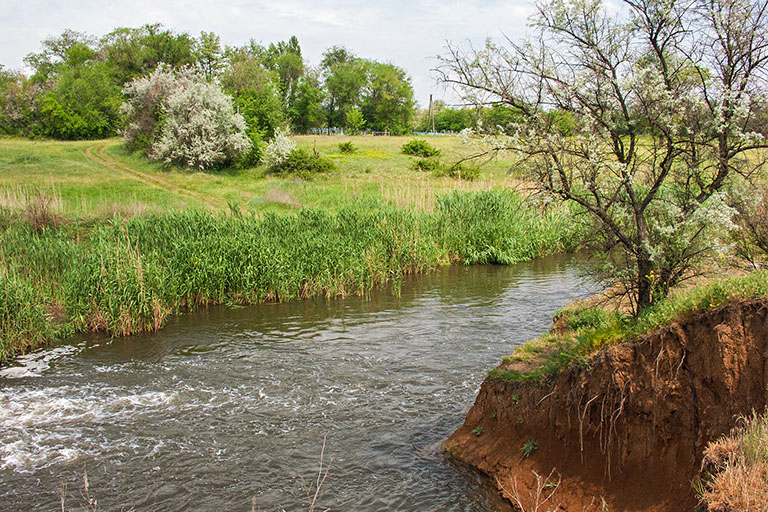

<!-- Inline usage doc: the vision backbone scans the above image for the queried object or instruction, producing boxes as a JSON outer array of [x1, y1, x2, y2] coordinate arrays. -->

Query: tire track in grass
[[84, 143, 225, 210]]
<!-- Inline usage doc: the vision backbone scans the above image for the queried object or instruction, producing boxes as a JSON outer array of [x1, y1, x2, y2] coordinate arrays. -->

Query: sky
[[0, 0, 535, 108]]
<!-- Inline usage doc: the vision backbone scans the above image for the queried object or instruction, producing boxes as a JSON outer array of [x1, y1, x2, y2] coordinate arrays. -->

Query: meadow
[[0, 135, 522, 219], [0, 135, 579, 361]]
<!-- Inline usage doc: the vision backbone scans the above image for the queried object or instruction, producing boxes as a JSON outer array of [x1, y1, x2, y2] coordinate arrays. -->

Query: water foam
[[0, 386, 177, 473]]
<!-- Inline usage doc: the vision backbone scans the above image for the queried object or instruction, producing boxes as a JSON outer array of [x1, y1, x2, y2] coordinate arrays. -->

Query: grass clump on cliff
[[489, 269, 768, 382], [698, 409, 768, 511], [0, 188, 582, 362]]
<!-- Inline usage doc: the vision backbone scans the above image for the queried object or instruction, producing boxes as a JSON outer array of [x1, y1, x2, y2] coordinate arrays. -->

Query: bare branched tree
[[437, 0, 768, 313]]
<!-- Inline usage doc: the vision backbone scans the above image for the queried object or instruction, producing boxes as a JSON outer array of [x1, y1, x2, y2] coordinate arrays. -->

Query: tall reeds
[[0, 189, 581, 360]]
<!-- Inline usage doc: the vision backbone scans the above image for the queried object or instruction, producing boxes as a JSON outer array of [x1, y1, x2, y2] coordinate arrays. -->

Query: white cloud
[[0, 0, 533, 106]]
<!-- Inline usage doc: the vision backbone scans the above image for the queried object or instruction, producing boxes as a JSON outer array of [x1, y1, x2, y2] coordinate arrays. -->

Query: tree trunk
[[636, 255, 653, 313]]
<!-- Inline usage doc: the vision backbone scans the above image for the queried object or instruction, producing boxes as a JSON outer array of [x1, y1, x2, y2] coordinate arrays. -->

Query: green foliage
[[338, 141, 357, 154], [101, 24, 197, 84], [491, 268, 768, 383], [432, 162, 480, 181], [434, 107, 472, 132], [39, 61, 122, 140], [401, 139, 440, 157], [0, 270, 57, 361], [290, 72, 326, 132], [435, 190, 582, 264], [270, 148, 335, 179], [322, 48, 369, 128], [556, 306, 613, 331], [545, 109, 576, 136], [253, 35, 304, 108], [521, 440, 538, 457], [0, 188, 583, 360], [361, 62, 414, 134], [345, 107, 366, 133], [410, 156, 480, 180], [0, 67, 35, 136], [480, 105, 525, 134], [410, 156, 442, 172], [194, 31, 222, 80]]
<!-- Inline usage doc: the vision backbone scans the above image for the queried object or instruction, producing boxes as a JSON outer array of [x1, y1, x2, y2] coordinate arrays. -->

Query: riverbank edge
[[1, 189, 583, 364], [445, 292, 768, 510]]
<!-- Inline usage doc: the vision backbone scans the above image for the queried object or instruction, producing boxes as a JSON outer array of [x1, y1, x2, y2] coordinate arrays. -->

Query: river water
[[0, 256, 595, 511]]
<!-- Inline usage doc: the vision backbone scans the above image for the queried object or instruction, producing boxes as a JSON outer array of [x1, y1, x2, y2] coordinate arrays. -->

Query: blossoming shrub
[[121, 67, 188, 151], [150, 81, 251, 170], [122, 66, 250, 170], [262, 127, 296, 169]]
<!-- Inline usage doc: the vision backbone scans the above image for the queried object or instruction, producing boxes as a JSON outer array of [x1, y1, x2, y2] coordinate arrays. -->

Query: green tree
[[290, 70, 326, 132], [434, 107, 472, 132], [0, 66, 36, 136], [321, 46, 368, 128], [195, 31, 222, 80], [480, 105, 524, 134], [39, 61, 122, 139], [360, 62, 414, 134], [24, 29, 97, 85], [220, 50, 286, 164], [101, 24, 196, 85], [345, 107, 366, 134], [438, 0, 768, 313], [24, 29, 122, 139]]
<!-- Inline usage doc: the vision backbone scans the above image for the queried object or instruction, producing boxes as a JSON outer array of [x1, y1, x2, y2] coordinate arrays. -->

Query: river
[[0, 256, 596, 511]]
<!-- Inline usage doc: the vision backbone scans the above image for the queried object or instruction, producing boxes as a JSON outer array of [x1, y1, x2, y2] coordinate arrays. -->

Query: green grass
[[0, 139, 201, 217], [0, 187, 581, 361], [0, 136, 522, 221], [489, 269, 768, 382]]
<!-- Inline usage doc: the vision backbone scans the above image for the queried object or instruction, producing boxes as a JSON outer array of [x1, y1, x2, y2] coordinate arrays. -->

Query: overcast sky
[[0, 0, 535, 108]]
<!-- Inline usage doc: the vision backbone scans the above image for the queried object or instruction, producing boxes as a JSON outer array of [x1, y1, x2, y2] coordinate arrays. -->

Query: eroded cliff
[[447, 298, 768, 511]]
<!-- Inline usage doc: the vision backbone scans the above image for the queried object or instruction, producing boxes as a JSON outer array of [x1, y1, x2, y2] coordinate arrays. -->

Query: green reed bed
[[0, 189, 581, 361]]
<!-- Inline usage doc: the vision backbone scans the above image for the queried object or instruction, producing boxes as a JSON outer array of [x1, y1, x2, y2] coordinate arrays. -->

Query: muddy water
[[0, 256, 596, 511]]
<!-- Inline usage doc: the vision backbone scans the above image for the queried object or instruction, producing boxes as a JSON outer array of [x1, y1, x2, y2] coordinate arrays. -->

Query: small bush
[[556, 306, 613, 331], [401, 139, 440, 157], [271, 148, 335, 179], [22, 193, 63, 233], [263, 127, 296, 170], [433, 163, 481, 181], [700, 410, 768, 511], [338, 141, 357, 154], [410, 156, 442, 172], [410, 157, 480, 181]]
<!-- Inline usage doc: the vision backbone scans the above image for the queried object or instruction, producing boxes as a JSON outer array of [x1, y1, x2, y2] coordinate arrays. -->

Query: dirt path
[[84, 143, 225, 210]]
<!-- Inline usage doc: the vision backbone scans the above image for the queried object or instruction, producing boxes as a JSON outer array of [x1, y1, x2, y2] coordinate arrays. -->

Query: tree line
[[0, 25, 417, 140]]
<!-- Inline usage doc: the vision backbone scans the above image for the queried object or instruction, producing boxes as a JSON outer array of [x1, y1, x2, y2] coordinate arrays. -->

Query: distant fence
[[304, 128, 456, 136], [307, 128, 391, 136]]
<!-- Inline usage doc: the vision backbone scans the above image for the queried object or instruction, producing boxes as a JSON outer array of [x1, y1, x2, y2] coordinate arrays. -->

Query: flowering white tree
[[262, 127, 296, 170], [122, 66, 251, 170], [121, 66, 189, 150], [437, 0, 768, 312]]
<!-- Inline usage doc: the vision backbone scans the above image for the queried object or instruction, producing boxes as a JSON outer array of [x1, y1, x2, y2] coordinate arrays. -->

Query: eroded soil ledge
[[446, 297, 768, 511]]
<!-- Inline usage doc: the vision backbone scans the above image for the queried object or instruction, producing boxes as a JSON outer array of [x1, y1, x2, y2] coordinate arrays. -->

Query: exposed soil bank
[[446, 297, 768, 511]]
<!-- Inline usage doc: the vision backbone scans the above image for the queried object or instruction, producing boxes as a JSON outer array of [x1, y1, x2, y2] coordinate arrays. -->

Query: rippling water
[[0, 256, 596, 511]]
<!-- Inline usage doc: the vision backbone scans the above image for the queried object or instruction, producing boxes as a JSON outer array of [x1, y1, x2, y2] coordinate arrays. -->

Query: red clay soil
[[446, 297, 768, 511]]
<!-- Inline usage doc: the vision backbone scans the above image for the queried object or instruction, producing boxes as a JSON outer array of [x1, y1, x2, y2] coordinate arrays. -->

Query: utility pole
[[429, 94, 435, 133]]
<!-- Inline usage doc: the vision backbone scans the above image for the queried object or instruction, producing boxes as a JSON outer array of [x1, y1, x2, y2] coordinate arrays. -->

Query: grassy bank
[[0, 136, 522, 219], [490, 269, 768, 382], [0, 189, 582, 361]]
